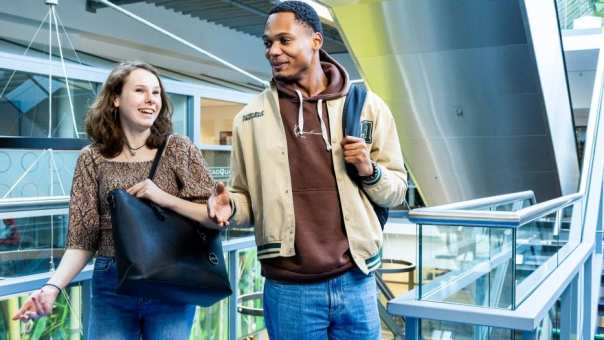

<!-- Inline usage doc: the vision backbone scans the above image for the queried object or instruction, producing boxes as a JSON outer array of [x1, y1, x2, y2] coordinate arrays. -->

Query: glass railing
[[410, 191, 581, 310], [0, 196, 70, 278], [420, 319, 518, 339], [0, 196, 264, 340]]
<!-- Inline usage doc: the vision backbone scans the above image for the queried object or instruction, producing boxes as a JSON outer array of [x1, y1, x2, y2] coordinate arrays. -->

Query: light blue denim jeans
[[263, 267, 380, 340], [86, 256, 196, 340]]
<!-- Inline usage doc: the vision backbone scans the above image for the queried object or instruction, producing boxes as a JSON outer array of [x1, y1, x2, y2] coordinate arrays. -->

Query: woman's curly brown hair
[[85, 61, 173, 158]]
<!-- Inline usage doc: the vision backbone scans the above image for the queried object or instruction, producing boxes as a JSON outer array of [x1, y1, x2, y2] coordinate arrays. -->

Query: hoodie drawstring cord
[[316, 99, 332, 151], [295, 89, 305, 138], [294, 89, 332, 151]]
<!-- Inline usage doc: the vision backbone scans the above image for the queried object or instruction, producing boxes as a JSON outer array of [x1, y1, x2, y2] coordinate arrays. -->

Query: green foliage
[[237, 249, 265, 338], [0, 305, 7, 340], [23, 293, 73, 340]]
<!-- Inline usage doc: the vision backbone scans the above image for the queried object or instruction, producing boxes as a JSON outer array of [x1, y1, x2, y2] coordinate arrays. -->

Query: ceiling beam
[[86, 0, 146, 13], [220, 0, 344, 47]]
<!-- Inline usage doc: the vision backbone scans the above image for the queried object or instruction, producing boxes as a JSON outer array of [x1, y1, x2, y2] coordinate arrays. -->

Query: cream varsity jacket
[[229, 84, 407, 273]]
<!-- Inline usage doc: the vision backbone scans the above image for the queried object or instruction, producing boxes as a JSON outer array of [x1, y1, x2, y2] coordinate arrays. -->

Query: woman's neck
[[122, 127, 151, 149]]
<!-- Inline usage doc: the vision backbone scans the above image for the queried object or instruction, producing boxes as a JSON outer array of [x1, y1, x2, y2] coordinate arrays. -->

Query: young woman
[[12, 61, 228, 339]]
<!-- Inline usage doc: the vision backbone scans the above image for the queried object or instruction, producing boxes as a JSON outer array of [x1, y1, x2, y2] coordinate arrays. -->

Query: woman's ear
[[113, 96, 120, 109]]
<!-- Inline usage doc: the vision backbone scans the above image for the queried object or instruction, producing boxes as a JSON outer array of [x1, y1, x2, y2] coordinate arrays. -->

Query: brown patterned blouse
[[66, 135, 215, 257]]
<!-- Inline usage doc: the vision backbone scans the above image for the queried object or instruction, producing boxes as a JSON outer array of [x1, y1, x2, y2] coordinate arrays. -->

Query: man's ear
[[312, 31, 324, 51]]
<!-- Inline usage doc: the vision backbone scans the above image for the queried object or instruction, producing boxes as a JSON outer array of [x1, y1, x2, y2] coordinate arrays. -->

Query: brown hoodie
[[260, 50, 355, 282]]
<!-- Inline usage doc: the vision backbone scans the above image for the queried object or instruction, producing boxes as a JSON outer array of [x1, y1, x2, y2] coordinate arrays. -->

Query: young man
[[209, 2, 407, 338]]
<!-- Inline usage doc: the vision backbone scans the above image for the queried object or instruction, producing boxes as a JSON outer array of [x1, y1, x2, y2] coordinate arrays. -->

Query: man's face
[[263, 12, 322, 82]]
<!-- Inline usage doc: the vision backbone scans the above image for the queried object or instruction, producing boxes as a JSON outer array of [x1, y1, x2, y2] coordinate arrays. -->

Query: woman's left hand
[[127, 179, 172, 208]]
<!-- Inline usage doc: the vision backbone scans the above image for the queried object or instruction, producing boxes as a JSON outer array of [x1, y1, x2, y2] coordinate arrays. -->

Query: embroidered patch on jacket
[[242, 111, 264, 121], [361, 120, 374, 144]]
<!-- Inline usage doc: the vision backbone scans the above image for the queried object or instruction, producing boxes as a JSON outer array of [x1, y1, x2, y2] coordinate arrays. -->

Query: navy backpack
[[342, 83, 389, 229]]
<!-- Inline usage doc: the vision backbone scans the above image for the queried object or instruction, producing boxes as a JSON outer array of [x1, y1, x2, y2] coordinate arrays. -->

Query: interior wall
[[200, 99, 244, 145]]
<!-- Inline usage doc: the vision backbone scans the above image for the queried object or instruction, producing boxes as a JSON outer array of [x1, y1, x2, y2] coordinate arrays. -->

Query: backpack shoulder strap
[[343, 83, 368, 180], [342, 83, 368, 138]]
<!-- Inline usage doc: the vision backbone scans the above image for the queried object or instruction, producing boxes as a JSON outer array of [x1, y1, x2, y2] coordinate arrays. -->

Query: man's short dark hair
[[268, 1, 323, 34]]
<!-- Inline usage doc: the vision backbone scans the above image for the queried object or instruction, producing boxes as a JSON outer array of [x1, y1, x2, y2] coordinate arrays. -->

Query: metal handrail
[[516, 192, 581, 225], [418, 190, 535, 212], [0, 264, 94, 297], [409, 209, 518, 227], [409, 192, 581, 228], [0, 196, 70, 213]]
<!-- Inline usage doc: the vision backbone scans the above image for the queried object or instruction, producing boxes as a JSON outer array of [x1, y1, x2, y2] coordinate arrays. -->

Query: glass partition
[[0, 68, 97, 138], [0, 213, 68, 278], [515, 212, 558, 305], [415, 196, 581, 310], [557, 205, 577, 262], [419, 224, 514, 308], [420, 319, 517, 339]]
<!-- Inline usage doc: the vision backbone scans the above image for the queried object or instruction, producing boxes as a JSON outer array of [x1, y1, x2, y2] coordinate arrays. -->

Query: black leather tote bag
[[108, 139, 232, 307]]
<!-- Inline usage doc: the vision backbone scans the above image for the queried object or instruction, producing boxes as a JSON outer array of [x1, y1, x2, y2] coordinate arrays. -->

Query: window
[[200, 99, 244, 145], [0, 68, 98, 138], [168, 92, 191, 136]]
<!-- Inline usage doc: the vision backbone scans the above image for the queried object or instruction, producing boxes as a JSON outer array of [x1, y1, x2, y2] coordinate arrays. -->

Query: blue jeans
[[263, 267, 380, 340], [87, 256, 196, 340]]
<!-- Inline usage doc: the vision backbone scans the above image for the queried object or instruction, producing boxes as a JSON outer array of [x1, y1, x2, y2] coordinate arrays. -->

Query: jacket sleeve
[[228, 115, 254, 226], [361, 92, 408, 208]]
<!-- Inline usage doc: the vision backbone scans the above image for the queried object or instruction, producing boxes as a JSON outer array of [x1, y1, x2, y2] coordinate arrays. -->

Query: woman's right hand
[[12, 285, 61, 322]]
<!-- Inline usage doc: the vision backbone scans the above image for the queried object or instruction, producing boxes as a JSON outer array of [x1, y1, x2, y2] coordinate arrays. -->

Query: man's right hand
[[208, 182, 232, 227]]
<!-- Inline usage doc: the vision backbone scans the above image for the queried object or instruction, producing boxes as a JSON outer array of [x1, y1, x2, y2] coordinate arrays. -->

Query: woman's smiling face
[[114, 68, 162, 131]]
